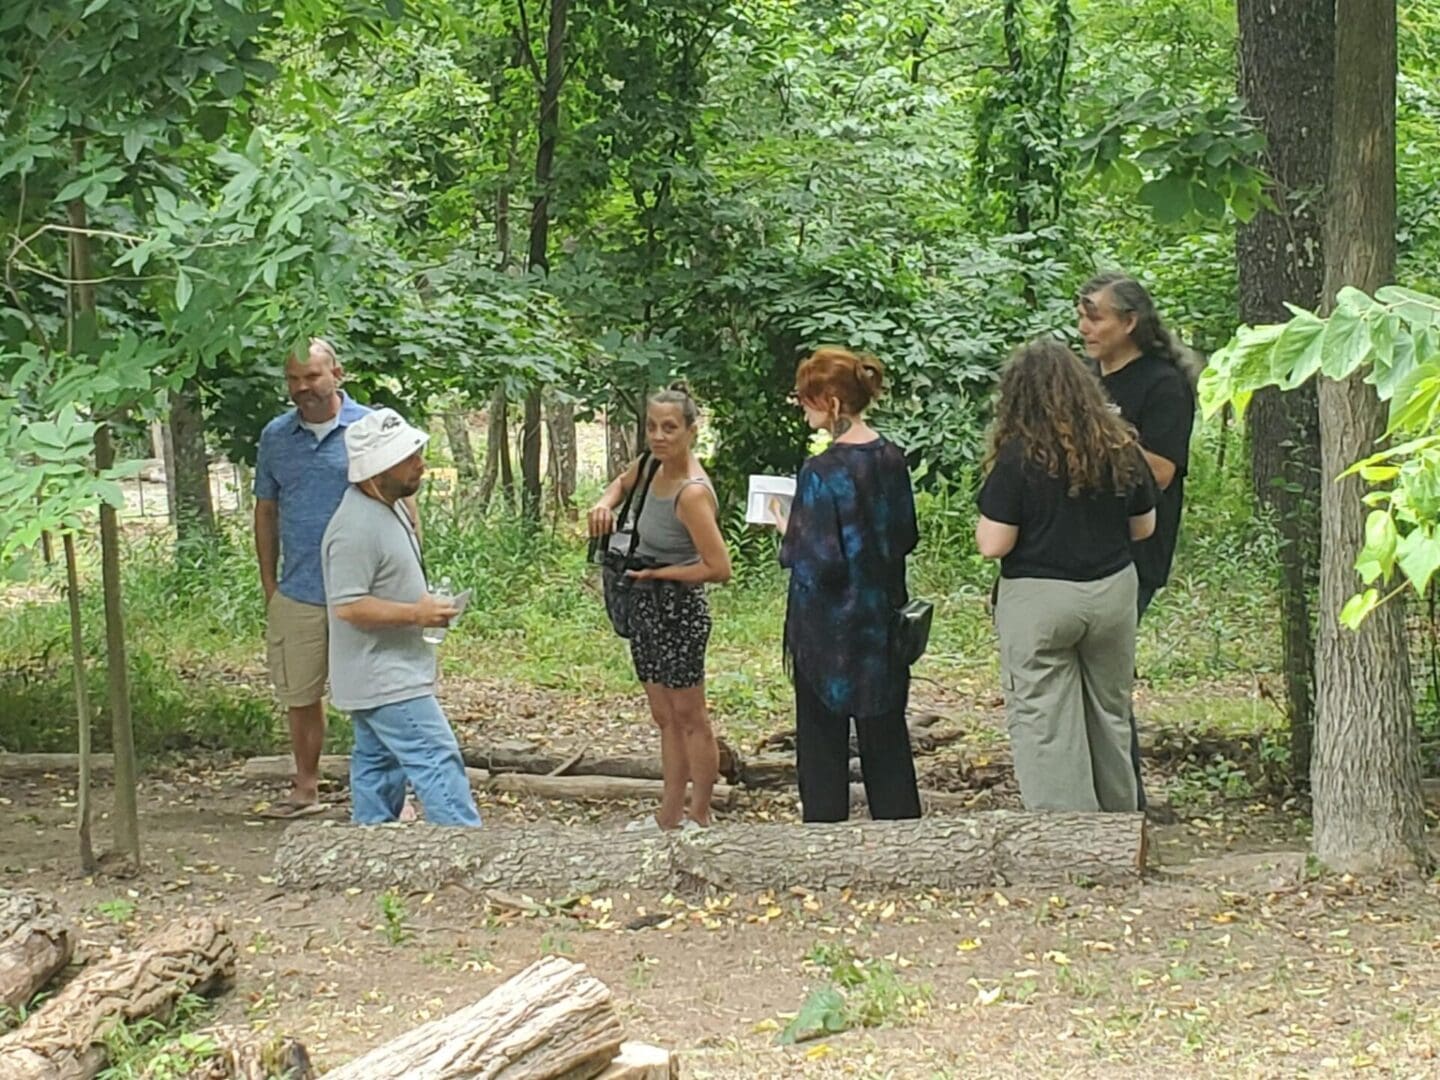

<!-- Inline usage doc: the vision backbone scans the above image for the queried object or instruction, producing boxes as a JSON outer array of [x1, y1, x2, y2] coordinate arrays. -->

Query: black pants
[[795, 673, 921, 823], [1130, 584, 1158, 811]]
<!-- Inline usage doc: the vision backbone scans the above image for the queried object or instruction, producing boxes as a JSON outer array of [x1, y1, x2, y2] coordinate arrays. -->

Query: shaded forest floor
[[5, 675, 1440, 1078]]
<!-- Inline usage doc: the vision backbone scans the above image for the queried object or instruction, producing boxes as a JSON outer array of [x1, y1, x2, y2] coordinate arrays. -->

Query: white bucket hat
[[346, 407, 429, 483]]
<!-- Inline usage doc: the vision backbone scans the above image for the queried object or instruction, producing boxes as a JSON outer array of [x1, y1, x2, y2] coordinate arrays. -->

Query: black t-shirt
[[977, 439, 1158, 582], [1099, 353, 1196, 589]]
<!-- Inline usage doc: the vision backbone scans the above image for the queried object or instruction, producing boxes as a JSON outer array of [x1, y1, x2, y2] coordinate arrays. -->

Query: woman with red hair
[[773, 347, 921, 822]]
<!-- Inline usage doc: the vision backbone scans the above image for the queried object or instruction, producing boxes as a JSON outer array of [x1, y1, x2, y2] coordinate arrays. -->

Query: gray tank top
[[635, 477, 716, 565]]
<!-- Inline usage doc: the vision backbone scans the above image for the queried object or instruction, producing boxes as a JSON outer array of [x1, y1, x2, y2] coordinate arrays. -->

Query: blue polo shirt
[[254, 393, 370, 606]]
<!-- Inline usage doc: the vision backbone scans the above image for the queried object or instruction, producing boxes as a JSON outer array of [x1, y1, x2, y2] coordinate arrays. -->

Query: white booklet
[[745, 474, 797, 526]]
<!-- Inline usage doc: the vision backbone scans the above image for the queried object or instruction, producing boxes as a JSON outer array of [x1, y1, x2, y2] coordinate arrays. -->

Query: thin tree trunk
[[521, 0, 571, 524], [605, 412, 633, 480], [1312, 0, 1427, 874], [69, 177, 140, 871], [168, 376, 215, 543], [478, 387, 512, 510], [1237, 0, 1332, 783], [62, 533, 95, 874], [546, 397, 577, 517], [443, 410, 478, 482], [160, 395, 178, 526]]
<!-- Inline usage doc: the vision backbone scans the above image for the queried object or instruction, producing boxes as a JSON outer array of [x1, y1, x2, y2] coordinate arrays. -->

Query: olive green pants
[[995, 566, 1139, 812]]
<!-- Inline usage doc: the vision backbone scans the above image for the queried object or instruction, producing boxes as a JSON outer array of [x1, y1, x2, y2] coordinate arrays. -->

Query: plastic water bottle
[[422, 576, 454, 645]]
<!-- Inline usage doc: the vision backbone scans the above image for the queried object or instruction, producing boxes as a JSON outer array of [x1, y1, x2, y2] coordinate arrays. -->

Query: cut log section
[[487, 773, 735, 808], [0, 891, 72, 1014], [0, 916, 235, 1080], [275, 815, 1146, 893], [597, 1042, 676, 1079], [322, 956, 623, 1080]]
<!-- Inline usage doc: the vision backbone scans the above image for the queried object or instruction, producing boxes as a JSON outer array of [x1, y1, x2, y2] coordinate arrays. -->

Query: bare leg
[[287, 701, 326, 804], [643, 683, 689, 829], [672, 684, 717, 826]]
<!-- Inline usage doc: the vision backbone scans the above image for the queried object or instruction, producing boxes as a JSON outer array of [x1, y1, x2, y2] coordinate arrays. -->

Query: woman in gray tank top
[[586, 383, 732, 833]]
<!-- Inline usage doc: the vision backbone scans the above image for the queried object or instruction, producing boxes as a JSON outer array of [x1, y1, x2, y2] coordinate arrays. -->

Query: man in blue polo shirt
[[253, 338, 370, 817]]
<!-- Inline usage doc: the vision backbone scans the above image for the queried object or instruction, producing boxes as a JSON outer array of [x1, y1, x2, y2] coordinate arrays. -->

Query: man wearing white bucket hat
[[320, 408, 482, 826]]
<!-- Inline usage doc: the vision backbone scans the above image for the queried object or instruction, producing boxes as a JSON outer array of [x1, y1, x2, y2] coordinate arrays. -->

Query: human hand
[[413, 592, 460, 627], [626, 567, 658, 581], [769, 496, 790, 535], [587, 503, 616, 538]]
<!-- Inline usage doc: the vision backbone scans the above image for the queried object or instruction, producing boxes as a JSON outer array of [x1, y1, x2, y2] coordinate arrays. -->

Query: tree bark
[[62, 534, 96, 873], [443, 410, 478, 482], [545, 397, 577, 518], [1312, 0, 1428, 874], [605, 411, 634, 481], [0, 916, 234, 1080], [520, 0, 570, 524], [69, 190, 139, 871], [321, 956, 623, 1080], [92, 424, 141, 871], [1237, 0, 1332, 782], [168, 376, 215, 543], [486, 773, 736, 807], [478, 387, 512, 510], [274, 816, 1147, 893], [0, 891, 72, 1016]]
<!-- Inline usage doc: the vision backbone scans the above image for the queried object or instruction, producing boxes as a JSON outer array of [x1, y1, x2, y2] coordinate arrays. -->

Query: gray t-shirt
[[321, 487, 434, 711]]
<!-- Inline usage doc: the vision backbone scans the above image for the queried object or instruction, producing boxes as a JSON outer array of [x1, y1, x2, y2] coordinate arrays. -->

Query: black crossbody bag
[[893, 597, 934, 667], [588, 453, 662, 639]]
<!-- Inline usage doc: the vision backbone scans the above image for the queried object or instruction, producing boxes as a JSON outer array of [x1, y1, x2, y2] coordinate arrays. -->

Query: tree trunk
[[62, 534, 95, 873], [0, 891, 72, 1015], [546, 397, 577, 518], [274, 816, 1147, 893], [0, 917, 234, 1080], [478, 387, 511, 509], [1312, 0, 1427, 874], [322, 956, 623, 1080], [69, 191, 140, 871], [1237, 0, 1332, 783], [92, 424, 141, 871], [520, 0, 570, 524], [443, 410, 478, 482], [605, 411, 634, 480], [169, 377, 215, 543]]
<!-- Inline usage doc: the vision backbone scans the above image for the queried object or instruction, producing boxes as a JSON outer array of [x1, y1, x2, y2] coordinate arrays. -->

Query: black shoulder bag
[[588, 453, 662, 639], [893, 598, 934, 667]]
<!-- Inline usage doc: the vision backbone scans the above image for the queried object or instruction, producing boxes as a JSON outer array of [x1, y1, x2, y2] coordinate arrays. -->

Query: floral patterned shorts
[[629, 583, 711, 689]]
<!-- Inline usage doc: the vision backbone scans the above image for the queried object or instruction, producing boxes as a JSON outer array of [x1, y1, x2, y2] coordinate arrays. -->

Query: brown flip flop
[[258, 799, 327, 820]]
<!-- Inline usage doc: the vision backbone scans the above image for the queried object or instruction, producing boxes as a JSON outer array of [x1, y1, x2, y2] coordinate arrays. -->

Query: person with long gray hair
[[1077, 272, 1197, 809]]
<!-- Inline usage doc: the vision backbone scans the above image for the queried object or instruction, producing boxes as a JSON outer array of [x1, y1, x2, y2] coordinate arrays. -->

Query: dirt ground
[[5, 680, 1440, 1078]]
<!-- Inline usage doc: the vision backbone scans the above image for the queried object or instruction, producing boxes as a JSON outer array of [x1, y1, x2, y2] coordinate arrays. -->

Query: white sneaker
[[624, 815, 662, 834]]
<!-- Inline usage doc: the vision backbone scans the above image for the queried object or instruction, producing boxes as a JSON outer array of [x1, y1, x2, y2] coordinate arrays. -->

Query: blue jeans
[[349, 695, 482, 827]]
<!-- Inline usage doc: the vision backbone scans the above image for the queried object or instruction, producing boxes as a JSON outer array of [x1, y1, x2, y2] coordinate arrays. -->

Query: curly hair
[[984, 338, 1147, 497]]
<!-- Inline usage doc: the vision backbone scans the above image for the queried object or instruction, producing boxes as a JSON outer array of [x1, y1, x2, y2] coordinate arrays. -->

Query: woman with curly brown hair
[[976, 339, 1158, 812]]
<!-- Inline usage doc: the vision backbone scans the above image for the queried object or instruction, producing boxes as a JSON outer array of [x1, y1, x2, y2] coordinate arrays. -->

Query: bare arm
[[1142, 450, 1177, 491], [254, 498, 280, 601], [975, 515, 1020, 559], [1129, 508, 1157, 541], [587, 459, 640, 537], [634, 485, 732, 585], [333, 592, 456, 630]]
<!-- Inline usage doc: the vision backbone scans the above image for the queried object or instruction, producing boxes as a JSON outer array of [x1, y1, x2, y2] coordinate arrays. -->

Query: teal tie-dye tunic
[[779, 437, 918, 718]]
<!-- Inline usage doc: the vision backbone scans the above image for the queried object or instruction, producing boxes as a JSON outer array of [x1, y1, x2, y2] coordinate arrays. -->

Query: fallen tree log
[[0, 916, 235, 1080], [463, 739, 741, 784], [0, 754, 114, 778], [241, 758, 489, 791], [848, 783, 978, 815], [322, 956, 623, 1080], [0, 891, 72, 1014], [275, 815, 1146, 893], [487, 773, 735, 808]]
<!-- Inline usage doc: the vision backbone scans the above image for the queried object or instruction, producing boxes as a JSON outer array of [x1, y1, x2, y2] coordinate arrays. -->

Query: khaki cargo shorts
[[265, 592, 328, 708]]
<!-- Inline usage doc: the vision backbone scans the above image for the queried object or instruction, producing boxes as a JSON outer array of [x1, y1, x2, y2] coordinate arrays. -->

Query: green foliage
[[96, 992, 212, 1080], [1203, 286, 1440, 625], [378, 891, 409, 945], [778, 943, 932, 1044]]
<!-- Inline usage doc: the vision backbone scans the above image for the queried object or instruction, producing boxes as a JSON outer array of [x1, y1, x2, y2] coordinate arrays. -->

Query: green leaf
[[54, 174, 93, 204], [1396, 527, 1440, 595], [1356, 509, 1399, 584], [777, 986, 848, 1045], [215, 67, 246, 99], [1268, 312, 1326, 389], [175, 268, 193, 312], [1339, 589, 1381, 630], [196, 106, 229, 141], [1137, 173, 1192, 224], [122, 128, 145, 164], [1319, 305, 1373, 380]]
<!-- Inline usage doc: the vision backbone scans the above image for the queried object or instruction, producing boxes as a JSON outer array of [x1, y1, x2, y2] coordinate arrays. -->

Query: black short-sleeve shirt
[[1099, 353, 1196, 589], [977, 439, 1157, 582]]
